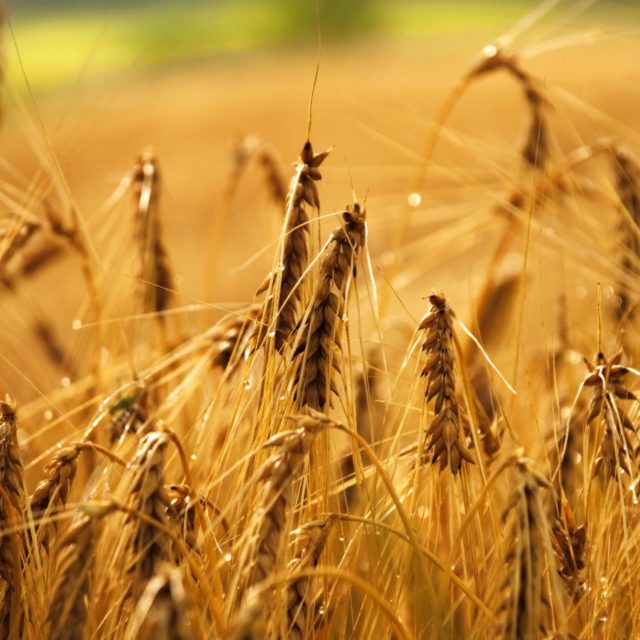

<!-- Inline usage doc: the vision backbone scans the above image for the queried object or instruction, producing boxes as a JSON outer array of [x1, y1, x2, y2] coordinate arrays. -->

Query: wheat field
[[2, 1, 640, 638]]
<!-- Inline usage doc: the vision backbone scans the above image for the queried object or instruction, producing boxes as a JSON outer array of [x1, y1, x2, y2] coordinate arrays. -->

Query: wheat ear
[[47, 504, 116, 640], [125, 564, 194, 640], [286, 516, 336, 639], [551, 498, 586, 602], [497, 459, 557, 639], [132, 151, 174, 318], [0, 396, 25, 638], [106, 386, 149, 443], [292, 203, 367, 410], [211, 304, 262, 372], [232, 412, 334, 607], [419, 294, 474, 474], [271, 141, 330, 351], [124, 432, 172, 582], [29, 441, 125, 549], [583, 351, 638, 485]]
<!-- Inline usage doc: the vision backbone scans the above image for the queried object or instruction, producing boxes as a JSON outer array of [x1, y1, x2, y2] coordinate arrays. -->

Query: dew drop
[[191, 454, 197, 461], [483, 44, 498, 58], [244, 380, 251, 390], [567, 350, 582, 364], [71, 319, 82, 330], [61, 377, 71, 388], [417, 506, 430, 519], [407, 192, 422, 208], [224, 552, 232, 562], [44, 410, 53, 421]]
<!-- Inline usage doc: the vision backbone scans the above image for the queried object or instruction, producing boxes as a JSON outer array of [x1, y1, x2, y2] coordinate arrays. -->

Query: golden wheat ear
[[582, 352, 639, 486], [125, 564, 193, 640], [230, 412, 335, 614], [227, 136, 287, 209], [292, 202, 367, 411], [46, 504, 117, 640], [0, 397, 25, 638], [551, 497, 586, 603], [286, 515, 337, 639], [28, 442, 123, 551], [418, 294, 474, 475], [497, 459, 562, 639], [269, 140, 331, 352], [131, 151, 174, 322], [210, 304, 262, 373], [611, 146, 640, 321], [123, 432, 172, 584]]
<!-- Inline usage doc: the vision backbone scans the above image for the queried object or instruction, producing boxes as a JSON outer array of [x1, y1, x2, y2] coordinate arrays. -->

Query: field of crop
[[2, 1, 640, 638]]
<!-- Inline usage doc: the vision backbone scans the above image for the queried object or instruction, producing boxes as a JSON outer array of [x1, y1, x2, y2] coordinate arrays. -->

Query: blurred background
[[1, 1, 640, 396], [5, 1, 639, 91]]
